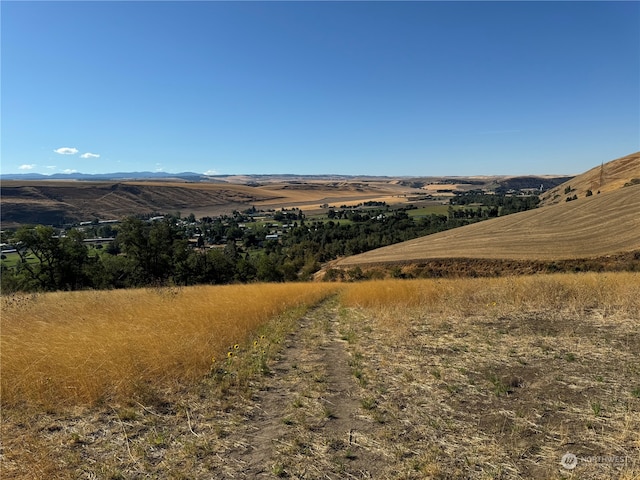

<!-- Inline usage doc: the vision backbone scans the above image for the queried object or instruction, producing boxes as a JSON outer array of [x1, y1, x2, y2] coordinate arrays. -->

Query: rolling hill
[[0, 178, 411, 227], [540, 151, 640, 205], [1, 174, 566, 227], [333, 182, 640, 268], [0, 182, 281, 227]]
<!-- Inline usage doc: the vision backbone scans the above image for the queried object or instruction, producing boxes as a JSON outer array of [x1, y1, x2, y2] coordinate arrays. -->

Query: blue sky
[[2, 1, 638, 176]]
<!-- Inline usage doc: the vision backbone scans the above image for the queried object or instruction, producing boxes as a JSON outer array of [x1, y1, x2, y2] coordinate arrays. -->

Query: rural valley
[[1, 152, 640, 479]]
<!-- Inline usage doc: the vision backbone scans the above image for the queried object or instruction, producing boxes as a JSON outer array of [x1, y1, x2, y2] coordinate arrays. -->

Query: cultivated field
[[333, 183, 640, 268], [0, 179, 416, 227], [1, 171, 570, 227], [2, 273, 639, 478]]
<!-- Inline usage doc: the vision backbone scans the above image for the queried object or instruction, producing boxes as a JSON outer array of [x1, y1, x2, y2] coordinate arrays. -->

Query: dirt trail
[[219, 297, 386, 478]]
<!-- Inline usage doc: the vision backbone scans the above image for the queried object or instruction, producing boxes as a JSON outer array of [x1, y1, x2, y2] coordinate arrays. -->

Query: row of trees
[[450, 191, 540, 215], [1, 210, 477, 292]]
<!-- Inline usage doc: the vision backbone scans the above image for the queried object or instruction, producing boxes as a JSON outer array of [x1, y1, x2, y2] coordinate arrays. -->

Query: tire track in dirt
[[219, 297, 387, 478]]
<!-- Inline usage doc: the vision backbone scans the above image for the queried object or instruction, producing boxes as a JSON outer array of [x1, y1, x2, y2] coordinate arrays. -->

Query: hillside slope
[[334, 183, 640, 266], [0, 179, 408, 227], [541, 152, 640, 206], [0, 182, 282, 226]]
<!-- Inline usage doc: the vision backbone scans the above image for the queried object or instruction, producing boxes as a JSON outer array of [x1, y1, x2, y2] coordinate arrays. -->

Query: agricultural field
[[2, 273, 639, 479], [0, 178, 416, 228], [333, 183, 640, 268]]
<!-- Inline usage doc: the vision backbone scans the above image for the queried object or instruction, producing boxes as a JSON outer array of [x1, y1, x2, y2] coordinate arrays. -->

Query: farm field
[[333, 183, 640, 268], [2, 273, 639, 479], [0, 179, 417, 227], [1, 172, 569, 228]]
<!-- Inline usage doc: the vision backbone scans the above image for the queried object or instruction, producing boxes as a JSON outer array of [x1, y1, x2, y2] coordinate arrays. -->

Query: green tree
[[115, 217, 188, 285], [255, 253, 284, 282], [13, 226, 91, 290]]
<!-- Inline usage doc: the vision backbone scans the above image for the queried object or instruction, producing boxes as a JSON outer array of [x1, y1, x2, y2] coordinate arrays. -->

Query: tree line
[[1, 195, 540, 293]]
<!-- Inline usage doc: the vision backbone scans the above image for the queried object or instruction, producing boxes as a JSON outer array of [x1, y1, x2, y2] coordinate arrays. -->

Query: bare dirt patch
[[338, 305, 640, 479]]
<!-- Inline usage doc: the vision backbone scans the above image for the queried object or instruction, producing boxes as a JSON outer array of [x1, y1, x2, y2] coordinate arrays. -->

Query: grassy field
[[406, 204, 452, 216], [337, 273, 640, 479], [541, 152, 639, 206], [0, 283, 340, 409], [1, 273, 638, 478]]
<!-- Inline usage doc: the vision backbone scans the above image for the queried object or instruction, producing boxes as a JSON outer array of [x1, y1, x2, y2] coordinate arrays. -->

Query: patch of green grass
[[445, 383, 463, 394], [340, 327, 356, 344], [488, 374, 511, 397], [360, 397, 377, 410], [406, 205, 453, 217], [271, 463, 286, 477]]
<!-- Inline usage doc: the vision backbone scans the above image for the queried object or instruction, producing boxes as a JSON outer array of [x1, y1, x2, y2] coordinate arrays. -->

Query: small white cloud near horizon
[[46, 165, 57, 170], [80, 152, 100, 159], [54, 147, 79, 155], [62, 169, 78, 174], [19, 164, 36, 170], [203, 169, 218, 176]]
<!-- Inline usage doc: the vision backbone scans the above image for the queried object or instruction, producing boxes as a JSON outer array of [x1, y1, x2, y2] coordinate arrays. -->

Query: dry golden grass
[[337, 272, 640, 478], [340, 272, 640, 317], [0, 283, 339, 410], [2, 273, 638, 479], [335, 183, 640, 266], [541, 151, 640, 205]]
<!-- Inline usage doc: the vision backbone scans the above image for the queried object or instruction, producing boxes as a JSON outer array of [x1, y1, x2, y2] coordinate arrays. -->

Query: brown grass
[[2, 273, 638, 478], [337, 273, 640, 478], [339, 272, 640, 317], [541, 151, 640, 205], [0, 283, 339, 409]]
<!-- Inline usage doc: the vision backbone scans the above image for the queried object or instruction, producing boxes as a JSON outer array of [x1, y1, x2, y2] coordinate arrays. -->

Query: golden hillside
[[334, 183, 640, 266], [541, 151, 640, 206], [0, 179, 411, 227]]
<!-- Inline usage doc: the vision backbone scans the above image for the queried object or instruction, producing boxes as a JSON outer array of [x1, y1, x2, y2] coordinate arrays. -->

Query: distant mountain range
[[0, 170, 573, 185], [0, 171, 208, 181]]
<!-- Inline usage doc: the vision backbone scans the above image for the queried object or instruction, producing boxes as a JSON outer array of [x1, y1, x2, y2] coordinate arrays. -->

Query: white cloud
[[62, 169, 77, 174], [80, 152, 100, 159], [54, 147, 79, 155], [19, 164, 36, 170], [203, 169, 218, 176]]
